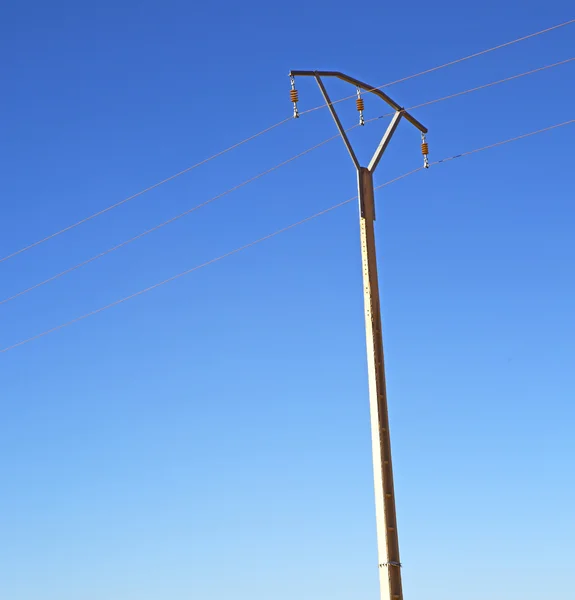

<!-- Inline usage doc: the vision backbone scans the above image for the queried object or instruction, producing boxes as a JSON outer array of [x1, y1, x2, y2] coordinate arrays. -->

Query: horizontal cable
[[0, 200, 354, 354], [409, 57, 575, 112], [298, 18, 575, 115], [0, 116, 292, 265], [0, 132, 343, 307], [430, 119, 575, 165], [2, 117, 573, 354], [370, 119, 575, 183], [369, 56, 575, 123]]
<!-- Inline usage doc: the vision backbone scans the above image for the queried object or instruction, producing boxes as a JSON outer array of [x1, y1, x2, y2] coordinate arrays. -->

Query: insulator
[[421, 142, 429, 155], [290, 89, 299, 103], [356, 97, 365, 112]]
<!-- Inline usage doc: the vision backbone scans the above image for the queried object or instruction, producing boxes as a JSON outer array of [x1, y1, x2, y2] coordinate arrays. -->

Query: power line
[[2, 55, 572, 307], [366, 56, 575, 123], [406, 57, 575, 113], [0, 133, 342, 307], [2, 18, 572, 265], [0, 200, 353, 354], [430, 119, 575, 165], [370, 119, 575, 182], [298, 17, 575, 115], [0, 117, 292, 265], [2, 118, 572, 354]]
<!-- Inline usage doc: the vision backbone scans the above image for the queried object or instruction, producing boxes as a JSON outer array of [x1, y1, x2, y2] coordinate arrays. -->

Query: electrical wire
[[0, 116, 292, 265], [399, 57, 575, 115], [0, 132, 343, 307], [364, 57, 575, 124], [2, 18, 573, 265], [298, 18, 575, 115], [370, 119, 575, 182], [2, 55, 572, 307], [2, 117, 573, 354], [429, 119, 574, 165], [0, 201, 354, 354]]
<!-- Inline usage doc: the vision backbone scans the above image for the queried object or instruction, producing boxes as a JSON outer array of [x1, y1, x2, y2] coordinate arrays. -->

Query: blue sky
[[1, 1, 574, 598]]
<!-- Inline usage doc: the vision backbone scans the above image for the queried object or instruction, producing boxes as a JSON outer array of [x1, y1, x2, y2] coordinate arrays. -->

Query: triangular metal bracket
[[291, 69, 427, 175]]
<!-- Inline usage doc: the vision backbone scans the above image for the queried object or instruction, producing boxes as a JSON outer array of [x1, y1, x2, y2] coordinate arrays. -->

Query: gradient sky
[[1, 2, 574, 599]]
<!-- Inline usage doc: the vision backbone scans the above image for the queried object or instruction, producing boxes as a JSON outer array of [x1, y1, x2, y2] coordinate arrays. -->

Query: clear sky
[[1, 1, 574, 599]]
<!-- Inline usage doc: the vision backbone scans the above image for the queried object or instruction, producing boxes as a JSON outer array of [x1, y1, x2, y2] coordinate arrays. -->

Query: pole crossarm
[[289, 70, 428, 135]]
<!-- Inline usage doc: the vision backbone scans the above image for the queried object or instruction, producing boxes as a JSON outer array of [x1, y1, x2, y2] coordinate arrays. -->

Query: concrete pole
[[288, 70, 428, 600], [358, 167, 402, 600]]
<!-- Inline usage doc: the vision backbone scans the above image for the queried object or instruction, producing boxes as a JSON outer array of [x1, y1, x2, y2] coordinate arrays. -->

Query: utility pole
[[289, 71, 428, 600]]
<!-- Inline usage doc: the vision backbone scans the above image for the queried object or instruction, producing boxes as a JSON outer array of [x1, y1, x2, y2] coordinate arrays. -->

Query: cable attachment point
[[290, 75, 299, 119], [421, 133, 429, 168], [356, 87, 365, 126]]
